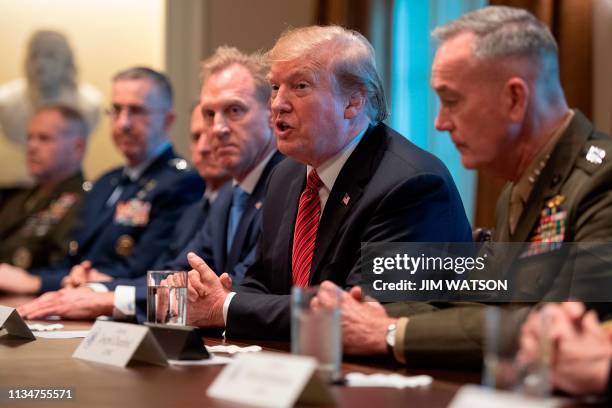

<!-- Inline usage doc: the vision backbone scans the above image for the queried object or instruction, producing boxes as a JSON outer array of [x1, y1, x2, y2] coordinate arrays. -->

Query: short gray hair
[[113, 66, 173, 110], [201, 46, 270, 105], [433, 6, 557, 61], [268, 25, 388, 123], [34, 104, 90, 139]]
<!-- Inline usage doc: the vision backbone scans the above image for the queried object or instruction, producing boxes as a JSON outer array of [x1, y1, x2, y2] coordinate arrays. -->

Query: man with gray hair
[[0, 105, 88, 271], [0, 66, 204, 295], [184, 26, 471, 339], [326, 6, 612, 366]]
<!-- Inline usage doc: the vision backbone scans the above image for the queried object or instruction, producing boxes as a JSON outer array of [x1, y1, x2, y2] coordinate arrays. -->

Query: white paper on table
[[169, 354, 233, 365], [206, 344, 262, 354], [449, 385, 566, 408], [33, 330, 90, 339], [345, 372, 433, 389]]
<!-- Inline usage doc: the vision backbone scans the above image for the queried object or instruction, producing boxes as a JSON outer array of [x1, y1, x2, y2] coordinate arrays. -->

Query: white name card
[[207, 351, 335, 408], [449, 385, 563, 408], [0, 305, 35, 340], [73, 321, 167, 367]]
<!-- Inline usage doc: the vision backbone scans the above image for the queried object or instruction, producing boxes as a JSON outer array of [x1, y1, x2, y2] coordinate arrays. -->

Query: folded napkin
[[345, 372, 433, 389], [206, 345, 262, 354], [27, 323, 64, 331]]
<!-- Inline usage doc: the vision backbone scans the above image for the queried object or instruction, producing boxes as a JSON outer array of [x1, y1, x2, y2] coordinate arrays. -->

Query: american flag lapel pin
[[342, 193, 350, 206]]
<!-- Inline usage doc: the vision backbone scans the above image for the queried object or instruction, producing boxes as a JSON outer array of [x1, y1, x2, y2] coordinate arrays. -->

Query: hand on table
[[17, 287, 114, 320], [185, 252, 229, 327], [62, 261, 112, 288], [313, 280, 396, 355]]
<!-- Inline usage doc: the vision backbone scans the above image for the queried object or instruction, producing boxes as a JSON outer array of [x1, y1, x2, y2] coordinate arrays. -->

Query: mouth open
[[275, 120, 293, 137]]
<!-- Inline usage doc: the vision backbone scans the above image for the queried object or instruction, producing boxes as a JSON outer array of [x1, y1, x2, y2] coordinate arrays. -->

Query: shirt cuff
[[223, 292, 237, 325], [112, 285, 136, 320], [87, 283, 109, 293], [393, 317, 409, 364]]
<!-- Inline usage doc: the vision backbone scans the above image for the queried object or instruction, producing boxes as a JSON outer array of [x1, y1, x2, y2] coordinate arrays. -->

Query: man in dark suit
[[19, 46, 282, 321], [0, 67, 204, 295], [184, 26, 472, 340], [0, 105, 88, 274], [325, 6, 612, 366]]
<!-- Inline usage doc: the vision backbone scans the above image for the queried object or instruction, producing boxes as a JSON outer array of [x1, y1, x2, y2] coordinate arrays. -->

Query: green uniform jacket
[[0, 172, 85, 269], [388, 111, 612, 367]]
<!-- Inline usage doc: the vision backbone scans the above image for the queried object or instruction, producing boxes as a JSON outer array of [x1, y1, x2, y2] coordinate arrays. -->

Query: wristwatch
[[385, 323, 396, 354]]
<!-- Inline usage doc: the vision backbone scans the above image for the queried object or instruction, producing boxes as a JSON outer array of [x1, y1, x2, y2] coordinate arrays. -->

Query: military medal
[[69, 240, 79, 256], [522, 194, 567, 257], [114, 199, 151, 226], [115, 235, 135, 257], [13, 247, 32, 269]]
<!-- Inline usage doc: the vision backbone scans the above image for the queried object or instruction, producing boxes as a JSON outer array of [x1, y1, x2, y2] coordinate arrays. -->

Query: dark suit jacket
[[167, 151, 284, 284], [393, 111, 612, 366], [33, 147, 204, 292], [226, 123, 472, 340]]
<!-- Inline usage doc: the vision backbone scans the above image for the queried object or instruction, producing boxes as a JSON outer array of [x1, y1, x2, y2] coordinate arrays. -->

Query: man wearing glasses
[[0, 67, 203, 295]]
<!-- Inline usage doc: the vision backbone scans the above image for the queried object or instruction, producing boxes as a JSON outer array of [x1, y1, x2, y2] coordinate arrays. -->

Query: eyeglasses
[[105, 104, 166, 120]]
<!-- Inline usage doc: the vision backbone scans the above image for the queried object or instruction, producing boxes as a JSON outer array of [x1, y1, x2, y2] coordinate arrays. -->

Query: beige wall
[[166, 0, 317, 160], [593, 0, 612, 134], [0, 0, 165, 185]]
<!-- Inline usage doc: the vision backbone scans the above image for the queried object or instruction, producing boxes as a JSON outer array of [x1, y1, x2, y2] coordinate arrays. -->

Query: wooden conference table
[[0, 295, 590, 408]]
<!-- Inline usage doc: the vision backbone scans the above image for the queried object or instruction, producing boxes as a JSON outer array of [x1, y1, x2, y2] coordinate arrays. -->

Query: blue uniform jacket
[[33, 146, 204, 292]]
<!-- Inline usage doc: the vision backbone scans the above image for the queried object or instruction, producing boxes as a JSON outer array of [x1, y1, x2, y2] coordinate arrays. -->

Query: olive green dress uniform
[[0, 172, 86, 270], [388, 111, 612, 366]]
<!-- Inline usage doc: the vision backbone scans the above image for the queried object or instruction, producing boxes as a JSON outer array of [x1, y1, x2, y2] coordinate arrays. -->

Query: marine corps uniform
[[387, 111, 612, 366], [32, 146, 204, 292], [0, 172, 86, 269]]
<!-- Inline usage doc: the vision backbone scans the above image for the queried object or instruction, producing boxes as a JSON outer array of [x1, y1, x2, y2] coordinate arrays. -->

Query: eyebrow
[[270, 67, 318, 83]]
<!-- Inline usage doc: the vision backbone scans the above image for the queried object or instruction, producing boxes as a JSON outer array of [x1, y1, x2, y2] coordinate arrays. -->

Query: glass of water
[[147, 270, 188, 325], [291, 285, 342, 383], [483, 306, 551, 397]]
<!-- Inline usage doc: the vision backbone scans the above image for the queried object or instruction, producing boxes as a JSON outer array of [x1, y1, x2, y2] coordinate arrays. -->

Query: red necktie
[[292, 169, 324, 287]]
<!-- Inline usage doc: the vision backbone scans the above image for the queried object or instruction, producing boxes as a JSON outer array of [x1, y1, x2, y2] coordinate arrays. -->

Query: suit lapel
[[511, 112, 592, 242], [280, 164, 305, 289], [227, 151, 284, 270], [309, 125, 384, 283]]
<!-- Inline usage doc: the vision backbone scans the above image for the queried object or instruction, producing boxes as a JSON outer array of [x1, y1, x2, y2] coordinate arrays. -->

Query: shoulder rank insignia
[[586, 145, 606, 165], [169, 158, 189, 171]]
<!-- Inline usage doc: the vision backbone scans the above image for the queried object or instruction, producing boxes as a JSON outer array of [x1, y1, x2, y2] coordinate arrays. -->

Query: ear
[[503, 77, 529, 123], [344, 90, 366, 119], [163, 111, 176, 131]]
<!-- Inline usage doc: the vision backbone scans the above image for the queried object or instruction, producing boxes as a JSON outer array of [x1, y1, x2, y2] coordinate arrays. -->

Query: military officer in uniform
[[0, 67, 204, 294], [0, 104, 88, 271], [315, 6, 612, 366]]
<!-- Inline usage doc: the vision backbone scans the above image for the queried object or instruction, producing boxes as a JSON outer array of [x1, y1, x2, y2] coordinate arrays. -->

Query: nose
[[270, 85, 291, 115], [434, 106, 453, 132], [196, 131, 213, 154], [212, 113, 230, 140], [115, 108, 133, 132]]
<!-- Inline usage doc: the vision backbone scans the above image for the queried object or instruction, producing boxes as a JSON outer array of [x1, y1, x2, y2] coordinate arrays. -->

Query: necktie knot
[[232, 186, 249, 208], [306, 169, 324, 192]]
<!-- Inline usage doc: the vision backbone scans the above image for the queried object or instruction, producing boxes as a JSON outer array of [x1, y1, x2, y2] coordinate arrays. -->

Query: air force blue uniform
[[33, 146, 204, 292]]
